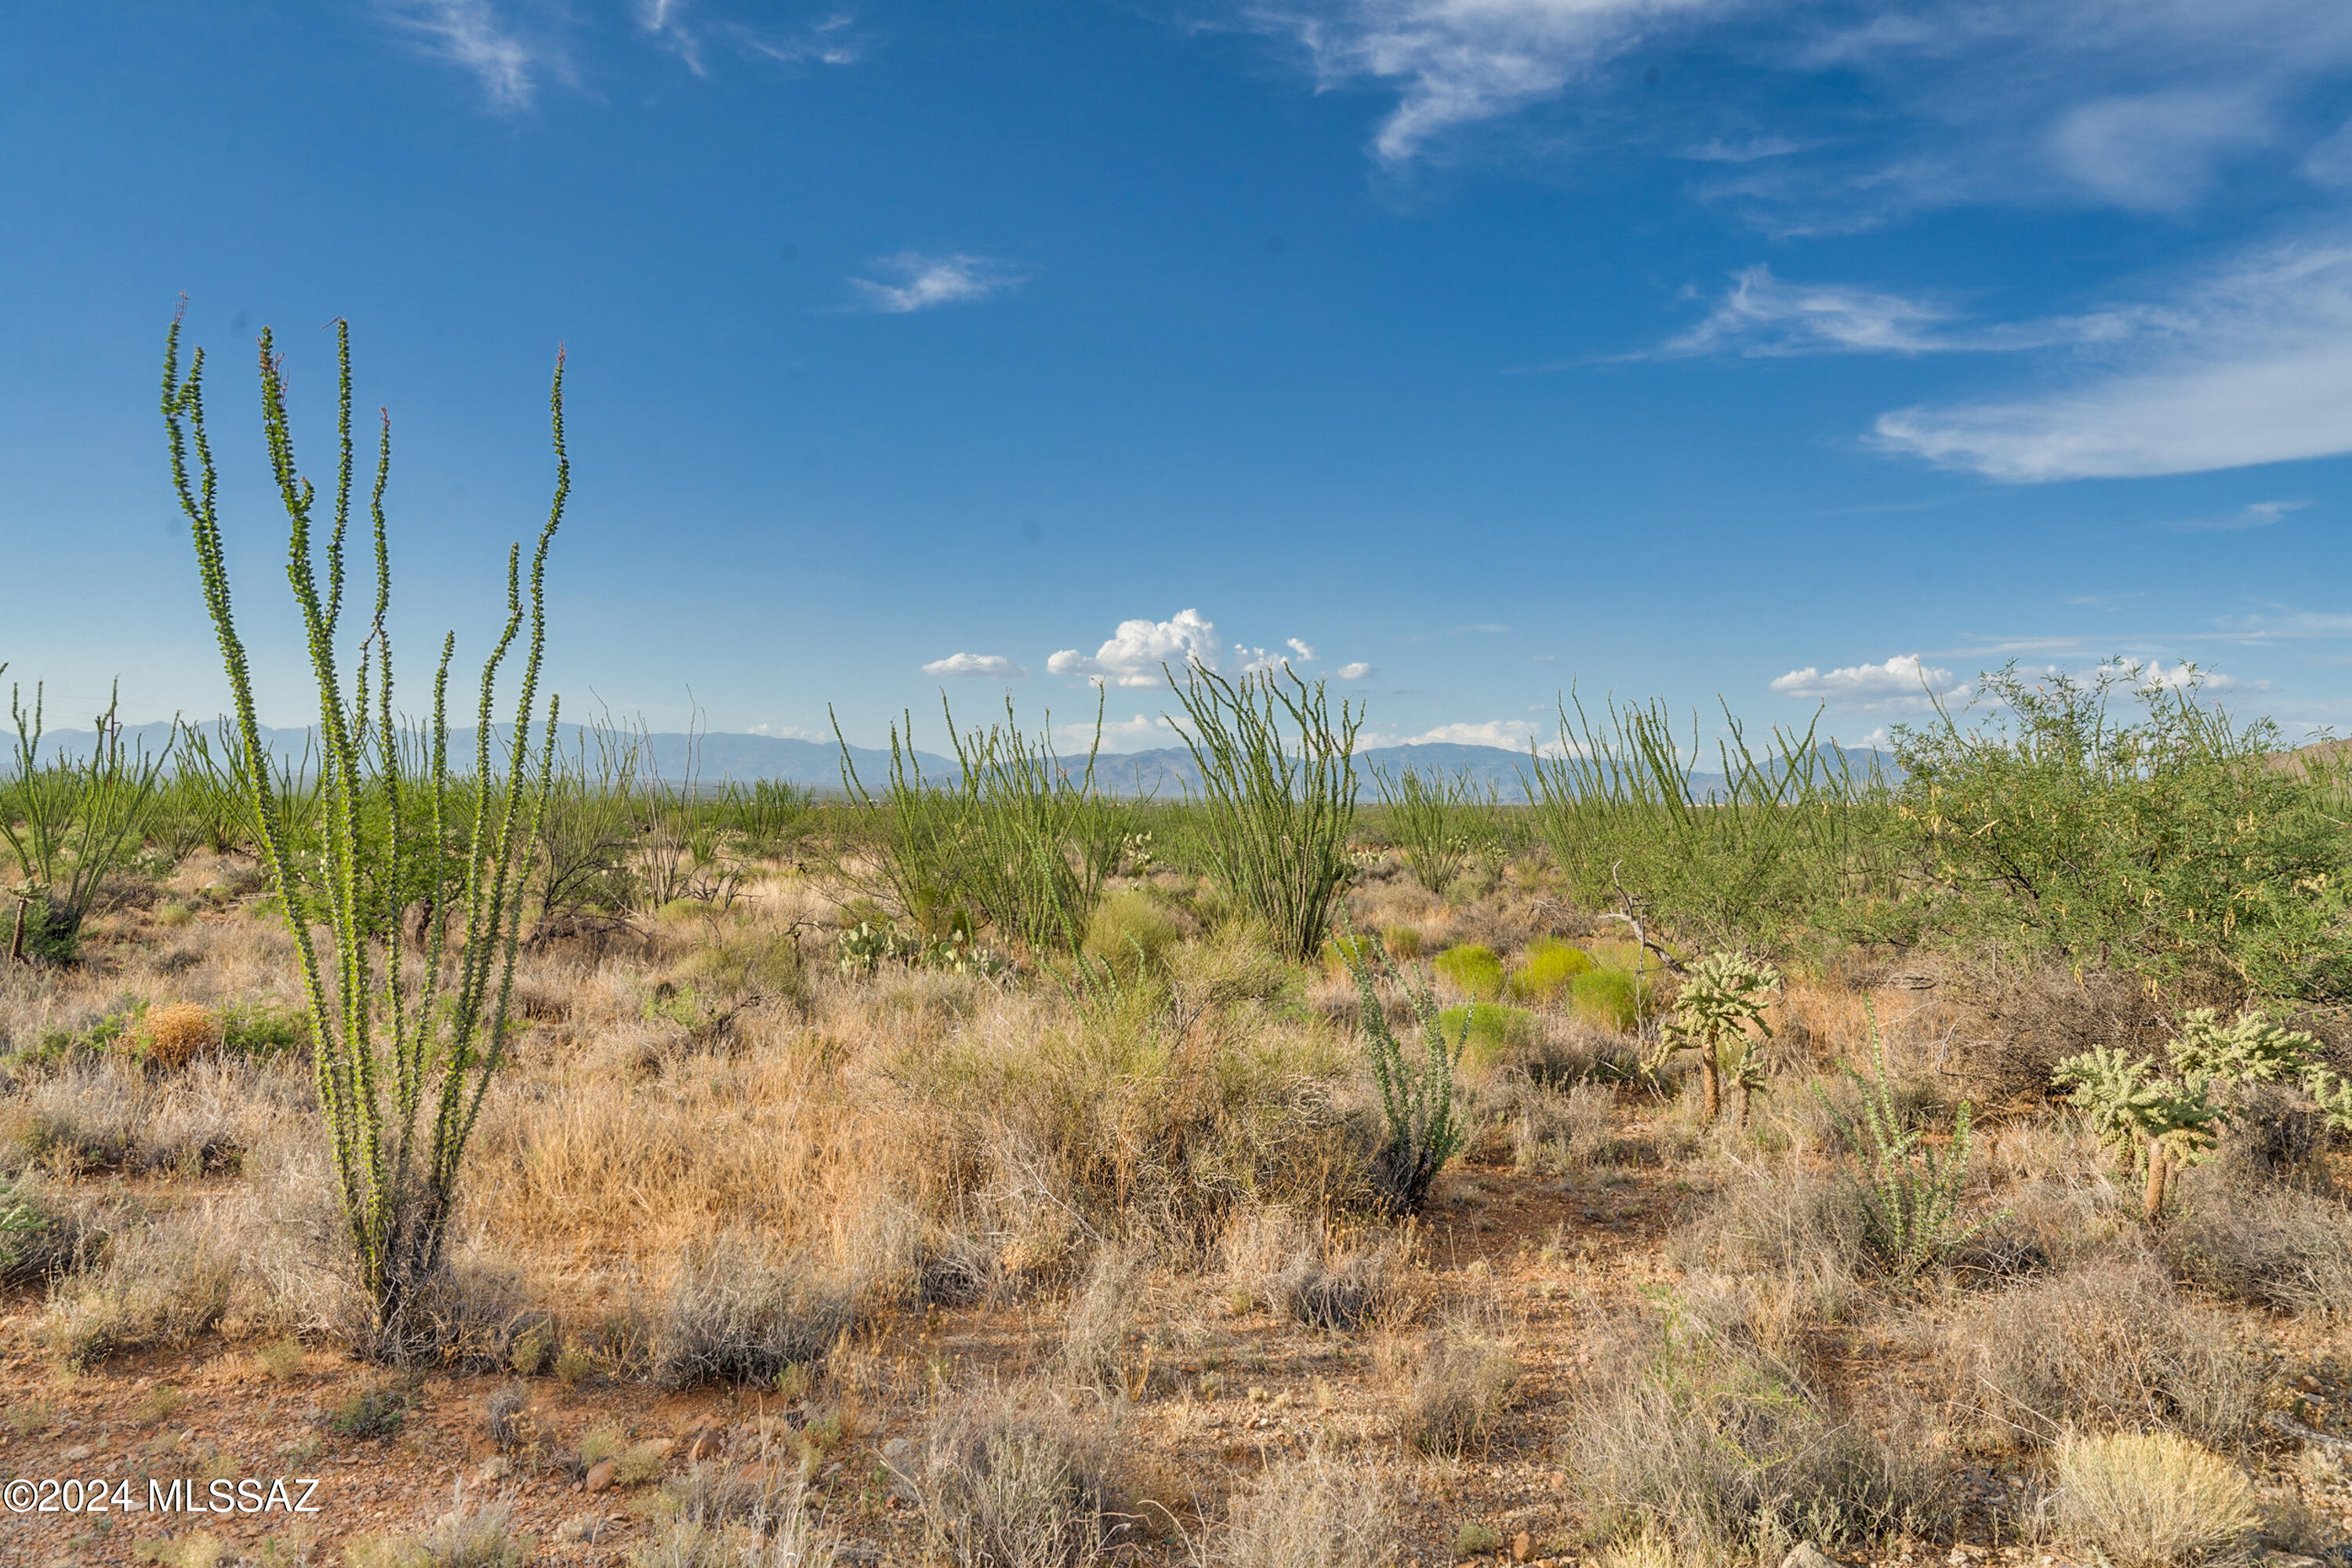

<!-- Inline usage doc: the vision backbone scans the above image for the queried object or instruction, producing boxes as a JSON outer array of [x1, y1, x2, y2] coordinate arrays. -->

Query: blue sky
[[6, 1, 2352, 753]]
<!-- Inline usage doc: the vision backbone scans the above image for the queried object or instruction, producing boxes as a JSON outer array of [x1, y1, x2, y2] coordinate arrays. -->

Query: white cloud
[[850, 252, 1025, 314], [1661, 266, 2140, 358], [1336, 661, 1375, 680], [1058, 713, 1180, 751], [2047, 88, 2273, 212], [1874, 240, 2352, 480], [1049, 609, 1220, 688], [2158, 499, 2311, 534], [379, 0, 538, 110], [1287, 637, 1319, 661], [748, 721, 820, 739], [1406, 720, 1541, 749], [1283, 0, 1714, 164], [922, 652, 1029, 679], [1770, 654, 1962, 708]]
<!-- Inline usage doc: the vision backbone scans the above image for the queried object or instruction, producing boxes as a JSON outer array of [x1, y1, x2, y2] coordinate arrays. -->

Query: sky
[[5, 0, 2352, 755]]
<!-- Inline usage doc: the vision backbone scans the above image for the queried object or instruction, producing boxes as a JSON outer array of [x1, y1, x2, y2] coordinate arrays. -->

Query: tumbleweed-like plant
[[162, 310, 564, 1356]]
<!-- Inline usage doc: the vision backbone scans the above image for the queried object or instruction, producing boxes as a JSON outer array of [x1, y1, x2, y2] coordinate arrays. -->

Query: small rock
[[585, 1458, 617, 1494], [882, 1437, 912, 1462], [61, 1446, 91, 1463], [1510, 1532, 1534, 1563], [685, 1426, 724, 1463], [1781, 1546, 1837, 1568], [476, 1455, 511, 1483]]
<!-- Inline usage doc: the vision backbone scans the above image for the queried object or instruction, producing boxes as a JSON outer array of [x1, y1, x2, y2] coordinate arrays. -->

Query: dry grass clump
[[1399, 1324, 1518, 1456], [347, 1502, 533, 1567], [1563, 1302, 1942, 1562], [639, 1464, 834, 1567], [2161, 1168, 2352, 1321], [42, 1210, 238, 1370], [1942, 1259, 2262, 1450], [1488, 1073, 1621, 1171], [1214, 1453, 1392, 1568], [912, 1382, 1120, 1568], [652, 1232, 854, 1391], [1672, 1156, 1863, 1330], [1058, 1247, 1143, 1393], [2053, 1431, 2259, 1567], [1266, 1237, 1407, 1332], [4, 1057, 289, 1177], [141, 1001, 220, 1068]]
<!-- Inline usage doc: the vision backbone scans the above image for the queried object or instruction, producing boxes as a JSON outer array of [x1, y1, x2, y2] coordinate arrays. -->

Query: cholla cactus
[[2168, 1007, 2320, 1087], [1651, 951, 1780, 1123], [2054, 1044, 2223, 1222], [2303, 1065, 2352, 1135]]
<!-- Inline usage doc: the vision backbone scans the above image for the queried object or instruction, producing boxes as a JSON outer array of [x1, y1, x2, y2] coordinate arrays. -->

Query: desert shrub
[[1564, 966, 1642, 1033], [1898, 665, 2352, 1000], [1171, 668, 1360, 963], [1438, 1003, 1538, 1073], [676, 931, 808, 1005], [2053, 1431, 2258, 1568], [1265, 1238, 1403, 1331], [1403, 1330, 1518, 1455], [652, 1234, 852, 1391], [1381, 925, 1421, 959], [913, 1383, 1119, 1568], [1563, 1301, 1940, 1560], [485, 1383, 532, 1451], [2162, 1169, 2352, 1321], [347, 1502, 532, 1567], [1057, 1249, 1141, 1394], [1083, 892, 1181, 983], [1, 681, 173, 964], [1432, 945, 1504, 1001], [1675, 1157, 1864, 1295], [1215, 1454, 1392, 1568], [639, 1465, 833, 1568], [140, 1002, 220, 1069], [1508, 938, 1592, 1002], [1943, 1260, 2261, 1449], [44, 1212, 236, 1370], [216, 1000, 310, 1061], [1495, 1076, 1619, 1172]]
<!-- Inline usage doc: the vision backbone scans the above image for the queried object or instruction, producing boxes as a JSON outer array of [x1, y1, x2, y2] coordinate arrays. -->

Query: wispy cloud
[[1678, 136, 1815, 164], [2158, 499, 2312, 535], [1874, 240, 2352, 480], [1661, 266, 2143, 359], [850, 252, 1026, 314], [379, 0, 539, 111], [1769, 653, 1964, 710], [1280, 0, 1718, 165], [922, 652, 1028, 679], [1049, 610, 1220, 688]]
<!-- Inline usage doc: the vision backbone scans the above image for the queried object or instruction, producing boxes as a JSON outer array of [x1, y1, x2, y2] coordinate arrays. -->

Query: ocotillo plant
[[162, 312, 564, 1356], [2, 673, 172, 964], [1168, 665, 1360, 962]]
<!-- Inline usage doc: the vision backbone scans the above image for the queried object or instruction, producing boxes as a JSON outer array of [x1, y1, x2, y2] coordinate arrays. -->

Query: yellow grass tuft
[[142, 1003, 220, 1069], [2056, 1430, 2259, 1566]]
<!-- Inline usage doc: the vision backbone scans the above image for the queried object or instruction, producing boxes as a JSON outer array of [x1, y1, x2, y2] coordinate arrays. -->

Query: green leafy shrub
[[1437, 1003, 1539, 1074], [1507, 938, 1592, 1002], [1432, 944, 1504, 1001]]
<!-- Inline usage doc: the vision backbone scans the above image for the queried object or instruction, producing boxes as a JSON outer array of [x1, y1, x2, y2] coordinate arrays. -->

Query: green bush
[[1508, 938, 1592, 1002], [1438, 1004, 1539, 1073], [1085, 891, 1181, 982], [1433, 945, 1504, 1001], [1566, 967, 1642, 1033], [1382, 925, 1422, 960], [218, 1002, 311, 1061]]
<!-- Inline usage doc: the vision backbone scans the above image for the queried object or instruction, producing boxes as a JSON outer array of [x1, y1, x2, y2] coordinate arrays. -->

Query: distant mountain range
[[13, 722, 1893, 802]]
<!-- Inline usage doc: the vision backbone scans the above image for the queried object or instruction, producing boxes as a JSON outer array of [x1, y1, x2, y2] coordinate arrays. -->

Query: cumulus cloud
[[1661, 266, 2140, 358], [1049, 609, 1220, 688], [1873, 241, 2352, 480], [1770, 654, 1963, 708], [1406, 720, 1542, 749], [850, 252, 1026, 314], [1337, 661, 1375, 680], [378, 0, 539, 110], [922, 652, 1028, 679]]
